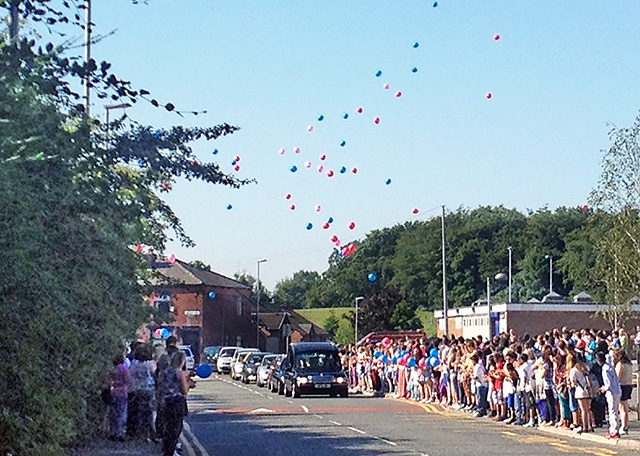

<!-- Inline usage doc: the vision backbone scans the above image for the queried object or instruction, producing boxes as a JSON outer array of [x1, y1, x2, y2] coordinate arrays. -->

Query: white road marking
[[375, 437, 399, 446], [348, 427, 367, 435], [301, 405, 310, 413], [266, 395, 273, 400], [183, 421, 210, 456], [314, 414, 324, 419], [329, 420, 343, 426], [287, 400, 293, 404], [249, 408, 275, 413]]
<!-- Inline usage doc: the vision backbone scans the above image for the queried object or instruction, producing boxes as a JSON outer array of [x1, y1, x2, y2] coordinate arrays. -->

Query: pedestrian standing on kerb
[[155, 336, 178, 442], [596, 351, 622, 439], [160, 350, 191, 456], [108, 353, 130, 441]]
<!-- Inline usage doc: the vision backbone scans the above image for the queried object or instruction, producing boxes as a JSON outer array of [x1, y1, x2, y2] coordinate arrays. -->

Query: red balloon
[[382, 336, 392, 347], [322, 222, 330, 229], [418, 358, 426, 368], [330, 234, 339, 243], [348, 221, 356, 230], [356, 106, 364, 114], [412, 207, 419, 214]]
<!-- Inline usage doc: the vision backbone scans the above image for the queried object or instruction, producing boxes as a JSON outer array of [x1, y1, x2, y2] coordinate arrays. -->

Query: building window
[[455, 317, 462, 329], [236, 296, 242, 316]]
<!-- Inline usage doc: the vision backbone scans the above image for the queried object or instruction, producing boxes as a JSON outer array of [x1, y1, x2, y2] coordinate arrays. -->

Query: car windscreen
[[261, 356, 278, 367], [248, 354, 266, 364], [294, 351, 341, 372], [219, 348, 236, 358], [204, 346, 221, 356]]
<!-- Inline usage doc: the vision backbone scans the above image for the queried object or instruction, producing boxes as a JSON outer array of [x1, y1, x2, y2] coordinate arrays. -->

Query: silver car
[[256, 354, 281, 387], [216, 346, 239, 374], [231, 348, 260, 380]]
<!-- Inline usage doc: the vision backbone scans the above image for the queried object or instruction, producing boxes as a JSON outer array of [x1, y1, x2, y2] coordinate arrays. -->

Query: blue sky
[[89, 1, 640, 289]]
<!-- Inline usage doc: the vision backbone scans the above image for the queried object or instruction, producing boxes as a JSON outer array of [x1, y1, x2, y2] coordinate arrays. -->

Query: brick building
[[258, 311, 328, 354], [434, 292, 640, 339]]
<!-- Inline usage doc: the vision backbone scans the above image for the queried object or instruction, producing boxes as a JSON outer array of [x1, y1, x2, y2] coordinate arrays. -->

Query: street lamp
[[486, 277, 492, 340], [507, 246, 513, 303], [545, 254, 553, 294], [355, 296, 365, 346], [256, 259, 267, 349], [105, 102, 132, 127]]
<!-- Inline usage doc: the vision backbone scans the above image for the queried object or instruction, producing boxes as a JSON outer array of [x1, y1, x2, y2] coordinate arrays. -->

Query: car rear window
[[219, 348, 236, 357]]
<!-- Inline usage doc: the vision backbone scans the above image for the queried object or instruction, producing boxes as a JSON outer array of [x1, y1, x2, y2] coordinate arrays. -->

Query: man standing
[[596, 351, 622, 439]]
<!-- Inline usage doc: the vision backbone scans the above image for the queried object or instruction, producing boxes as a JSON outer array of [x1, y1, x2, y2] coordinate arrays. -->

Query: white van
[[178, 345, 195, 370]]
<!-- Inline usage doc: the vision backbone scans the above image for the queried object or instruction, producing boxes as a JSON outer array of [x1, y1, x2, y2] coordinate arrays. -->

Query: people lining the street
[[341, 325, 636, 439]]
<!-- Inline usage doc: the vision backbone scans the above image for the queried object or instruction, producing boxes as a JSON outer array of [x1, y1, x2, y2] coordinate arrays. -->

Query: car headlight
[[334, 376, 345, 384], [297, 377, 308, 385]]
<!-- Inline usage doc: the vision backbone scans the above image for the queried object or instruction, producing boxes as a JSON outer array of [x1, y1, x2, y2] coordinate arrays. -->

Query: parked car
[[241, 352, 269, 384], [231, 348, 260, 380], [203, 345, 222, 372], [178, 345, 196, 371], [257, 354, 281, 387], [216, 346, 239, 374], [268, 356, 287, 395], [282, 342, 348, 398]]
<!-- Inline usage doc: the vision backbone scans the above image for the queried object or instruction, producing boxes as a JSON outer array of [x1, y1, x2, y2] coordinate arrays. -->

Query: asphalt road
[[184, 375, 634, 456]]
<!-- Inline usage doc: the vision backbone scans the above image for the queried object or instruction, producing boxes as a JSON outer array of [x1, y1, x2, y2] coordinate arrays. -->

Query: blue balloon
[[306, 223, 313, 230], [231, 160, 237, 165], [373, 351, 382, 358], [208, 291, 217, 299], [339, 167, 347, 174], [412, 42, 419, 48], [375, 70, 382, 77], [381, 355, 389, 363], [391, 356, 398, 363], [412, 67, 418, 73], [368, 272, 377, 282], [408, 357, 417, 367], [429, 348, 438, 358], [385, 178, 392, 185], [343, 113, 349, 119], [317, 114, 324, 121], [290, 165, 298, 172], [340, 140, 346, 147], [429, 357, 440, 367], [226, 204, 232, 210], [432, 1, 438, 7], [159, 327, 171, 339], [327, 217, 334, 223], [212, 148, 219, 155], [195, 363, 213, 378]]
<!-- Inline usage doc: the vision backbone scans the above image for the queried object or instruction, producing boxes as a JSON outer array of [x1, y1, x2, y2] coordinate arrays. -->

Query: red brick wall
[[201, 287, 256, 348]]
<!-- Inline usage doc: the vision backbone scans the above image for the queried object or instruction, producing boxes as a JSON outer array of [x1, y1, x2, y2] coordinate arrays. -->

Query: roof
[[151, 258, 250, 289], [258, 311, 328, 337]]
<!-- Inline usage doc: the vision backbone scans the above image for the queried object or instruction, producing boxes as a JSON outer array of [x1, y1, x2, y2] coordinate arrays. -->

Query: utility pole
[[8, 1, 20, 45], [507, 246, 512, 303], [84, 0, 92, 117], [441, 205, 449, 337]]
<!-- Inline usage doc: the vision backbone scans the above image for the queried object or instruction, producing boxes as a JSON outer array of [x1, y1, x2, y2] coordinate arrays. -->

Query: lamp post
[[486, 277, 492, 340], [256, 259, 267, 349], [355, 296, 365, 346], [507, 246, 513, 303], [545, 254, 553, 294], [105, 102, 132, 127]]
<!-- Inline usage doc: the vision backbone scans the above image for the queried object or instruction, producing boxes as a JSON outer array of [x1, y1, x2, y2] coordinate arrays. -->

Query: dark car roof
[[289, 342, 339, 353]]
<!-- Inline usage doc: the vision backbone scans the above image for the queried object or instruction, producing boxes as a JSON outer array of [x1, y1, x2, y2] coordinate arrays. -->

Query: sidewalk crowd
[[341, 326, 639, 440], [102, 336, 195, 456]]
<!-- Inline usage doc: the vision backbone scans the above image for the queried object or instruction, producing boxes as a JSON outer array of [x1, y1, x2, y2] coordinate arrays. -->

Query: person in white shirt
[[596, 351, 622, 439]]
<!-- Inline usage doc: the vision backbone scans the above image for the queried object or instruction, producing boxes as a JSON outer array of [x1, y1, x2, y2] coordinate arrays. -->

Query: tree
[[590, 112, 640, 327], [323, 310, 339, 340], [272, 270, 319, 309], [0, 9, 251, 454]]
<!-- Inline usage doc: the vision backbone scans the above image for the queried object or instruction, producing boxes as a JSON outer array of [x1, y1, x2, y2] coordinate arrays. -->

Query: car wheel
[[271, 382, 278, 393], [284, 383, 291, 397], [278, 382, 284, 395], [292, 383, 301, 398], [329, 392, 337, 398], [340, 390, 349, 398]]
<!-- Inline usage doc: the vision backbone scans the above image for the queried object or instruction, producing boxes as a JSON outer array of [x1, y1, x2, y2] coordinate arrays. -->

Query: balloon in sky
[[327, 217, 334, 223], [212, 148, 219, 155], [412, 41, 419, 48], [493, 33, 501, 41], [231, 160, 237, 166], [432, 1, 438, 7], [386, 178, 392, 185], [284, 193, 292, 200], [195, 363, 213, 379], [208, 291, 217, 299], [319, 154, 327, 161], [322, 222, 330, 229], [485, 92, 493, 99], [368, 272, 377, 282], [395, 91, 403, 98], [580, 204, 589, 211], [340, 140, 346, 147], [330, 234, 339, 243], [373, 116, 381, 124], [290, 165, 298, 172], [317, 165, 324, 173], [304, 161, 312, 168], [306, 223, 313, 230], [317, 114, 324, 121], [356, 106, 364, 114], [375, 70, 382, 77], [233, 155, 241, 162], [348, 221, 356, 230], [412, 207, 419, 214], [290, 204, 296, 210], [234, 165, 240, 172], [314, 204, 322, 212], [343, 113, 349, 119], [351, 167, 358, 174], [340, 167, 347, 174], [226, 204, 232, 210], [307, 125, 314, 132], [326, 169, 335, 177], [278, 148, 285, 155], [411, 67, 418, 73], [293, 146, 301, 153], [383, 82, 390, 90], [168, 254, 176, 264]]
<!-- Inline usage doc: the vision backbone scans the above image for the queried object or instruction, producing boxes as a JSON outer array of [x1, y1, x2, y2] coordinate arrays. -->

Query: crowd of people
[[341, 327, 638, 439], [103, 336, 195, 456]]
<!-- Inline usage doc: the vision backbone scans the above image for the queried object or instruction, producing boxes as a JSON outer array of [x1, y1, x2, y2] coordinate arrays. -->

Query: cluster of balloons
[[339, 243, 357, 258]]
